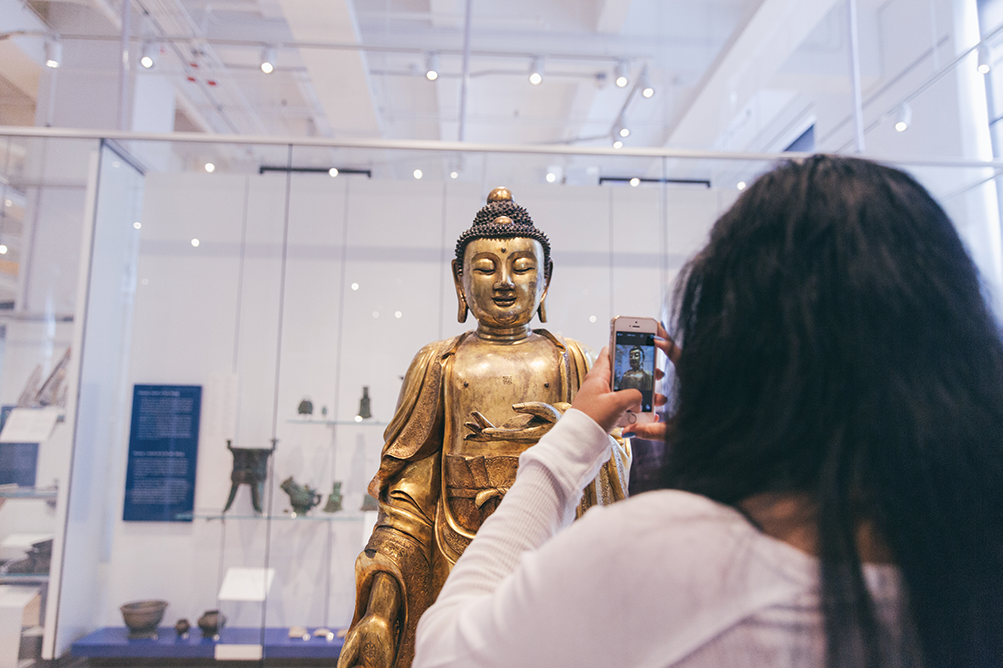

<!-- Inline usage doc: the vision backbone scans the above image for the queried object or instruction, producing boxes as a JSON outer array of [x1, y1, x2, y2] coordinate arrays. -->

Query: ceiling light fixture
[[139, 42, 157, 69], [546, 172, 556, 183], [612, 135, 623, 149], [45, 39, 62, 68], [413, 169, 423, 179], [529, 56, 544, 85], [978, 44, 991, 74], [615, 61, 629, 88], [638, 67, 654, 98], [450, 171, 459, 179], [425, 52, 440, 81], [614, 115, 630, 138], [328, 168, 339, 177], [629, 177, 640, 187], [894, 102, 912, 132], [260, 45, 277, 74]]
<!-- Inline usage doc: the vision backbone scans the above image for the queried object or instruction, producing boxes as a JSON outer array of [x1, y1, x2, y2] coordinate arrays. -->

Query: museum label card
[[0, 408, 60, 443], [218, 567, 276, 601]]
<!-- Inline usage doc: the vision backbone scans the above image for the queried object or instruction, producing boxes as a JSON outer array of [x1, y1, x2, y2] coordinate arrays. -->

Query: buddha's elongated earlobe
[[537, 258, 553, 323], [452, 259, 468, 323]]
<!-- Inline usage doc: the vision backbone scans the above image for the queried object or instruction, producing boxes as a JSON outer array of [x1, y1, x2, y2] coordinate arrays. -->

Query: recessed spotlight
[[45, 39, 62, 68], [615, 61, 629, 88], [978, 44, 991, 74], [0, 245, 7, 254], [395, 311, 402, 318], [529, 56, 544, 85], [191, 238, 200, 247], [737, 181, 746, 190], [351, 282, 359, 291], [630, 177, 640, 187], [140, 42, 157, 69], [450, 171, 459, 179], [614, 116, 629, 138], [639, 67, 654, 98], [5, 199, 11, 207], [141, 278, 148, 285], [329, 168, 339, 177], [354, 415, 362, 422], [260, 45, 277, 74], [133, 222, 142, 229], [425, 52, 440, 81], [204, 162, 215, 173], [590, 315, 597, 323], [894, 102, 912, 132], [546, 172, 556, 183], [372, 311, 380, 318], [613, 139, 623, 149], [413, 169, 423, 179]]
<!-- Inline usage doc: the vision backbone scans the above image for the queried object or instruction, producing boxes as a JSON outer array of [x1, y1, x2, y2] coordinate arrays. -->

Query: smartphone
[[610, 316, 659, 426]]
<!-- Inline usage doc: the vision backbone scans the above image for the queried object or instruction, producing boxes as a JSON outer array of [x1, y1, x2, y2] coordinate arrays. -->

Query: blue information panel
[[0, 406, 38, 487], [123, 385, 202, 522]]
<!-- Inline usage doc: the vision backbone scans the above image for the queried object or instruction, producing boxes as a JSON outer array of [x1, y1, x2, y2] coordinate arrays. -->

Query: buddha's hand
[[337, 572, 399, 668], [337, 615, 395, 668], [464, 402, 572, 443]]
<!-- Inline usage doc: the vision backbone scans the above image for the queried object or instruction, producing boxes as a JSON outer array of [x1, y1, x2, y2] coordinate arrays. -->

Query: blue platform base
[[71, 627, 345, 659]]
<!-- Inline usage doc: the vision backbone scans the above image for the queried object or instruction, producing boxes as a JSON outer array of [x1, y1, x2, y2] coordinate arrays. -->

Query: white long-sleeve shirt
[[413, 409, 902, 668]]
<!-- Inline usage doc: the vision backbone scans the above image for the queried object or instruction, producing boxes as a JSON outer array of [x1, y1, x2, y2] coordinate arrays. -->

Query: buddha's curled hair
[[454, 198, 551, 270]]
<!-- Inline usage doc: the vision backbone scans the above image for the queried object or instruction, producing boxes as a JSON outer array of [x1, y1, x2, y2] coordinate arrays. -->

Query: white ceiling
[[0, 0, 972, 183]]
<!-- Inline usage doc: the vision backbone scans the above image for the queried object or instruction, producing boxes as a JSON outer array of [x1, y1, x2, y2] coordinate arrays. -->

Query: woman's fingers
[[655, 322, 681, 365], [623, 421, 667, 441]]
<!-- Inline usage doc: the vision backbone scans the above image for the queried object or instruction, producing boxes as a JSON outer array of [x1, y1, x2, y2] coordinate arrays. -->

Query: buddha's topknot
[[454, 188, 551, 269]]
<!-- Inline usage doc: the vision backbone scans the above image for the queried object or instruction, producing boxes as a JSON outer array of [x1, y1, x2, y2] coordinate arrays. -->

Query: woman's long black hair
[[661, 155, 1003, 668]]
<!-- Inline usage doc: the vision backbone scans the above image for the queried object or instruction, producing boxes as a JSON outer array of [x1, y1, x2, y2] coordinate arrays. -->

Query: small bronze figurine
[[357, 387, 372, 419], [280, 476, 322, 515], [298, 396, 314, 415], [223, 439, 277, 514], [323, 481, 343, 513], [175, 618, 190, 637]]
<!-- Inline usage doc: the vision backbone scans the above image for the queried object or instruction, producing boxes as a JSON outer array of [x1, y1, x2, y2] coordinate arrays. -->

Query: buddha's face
[[630, 347, 642, 370], [457, 237, 548, 328]]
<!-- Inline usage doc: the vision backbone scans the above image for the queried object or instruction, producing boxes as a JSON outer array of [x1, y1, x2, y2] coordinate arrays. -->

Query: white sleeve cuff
[[517, 408, 612, 503]]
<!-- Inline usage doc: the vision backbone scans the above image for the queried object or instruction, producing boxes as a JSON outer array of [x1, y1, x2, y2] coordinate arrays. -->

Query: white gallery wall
[[98, 172, 732, 632]]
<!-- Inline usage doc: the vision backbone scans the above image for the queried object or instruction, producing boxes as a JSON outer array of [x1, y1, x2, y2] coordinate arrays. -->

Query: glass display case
[[0, 108, 998, 665]]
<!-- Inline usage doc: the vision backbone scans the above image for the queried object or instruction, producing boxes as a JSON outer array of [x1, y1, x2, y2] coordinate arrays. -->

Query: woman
[[410, 156, 1003, 668]]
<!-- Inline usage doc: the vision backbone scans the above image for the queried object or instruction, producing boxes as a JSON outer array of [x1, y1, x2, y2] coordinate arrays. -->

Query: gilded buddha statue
[[337, 187, 631, 668]]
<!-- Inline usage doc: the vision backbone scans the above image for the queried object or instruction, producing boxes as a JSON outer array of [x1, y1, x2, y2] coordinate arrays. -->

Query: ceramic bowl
[[120, 600, 168, 634]]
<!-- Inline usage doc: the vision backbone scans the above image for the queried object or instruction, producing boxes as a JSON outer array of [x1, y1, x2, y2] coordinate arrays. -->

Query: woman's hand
[[571, 347, 643, 433], [624, 323, 680, 441]]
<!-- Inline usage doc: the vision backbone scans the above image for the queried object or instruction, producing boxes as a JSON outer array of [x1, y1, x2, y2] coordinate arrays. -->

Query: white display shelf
[[0, 486, 58, 500], [286, 418, 389, 427], [177, 511, 365, 522]]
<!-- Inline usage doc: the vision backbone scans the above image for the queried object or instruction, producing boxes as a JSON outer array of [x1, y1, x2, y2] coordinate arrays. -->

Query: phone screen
[[613, 331, 656, 413]]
